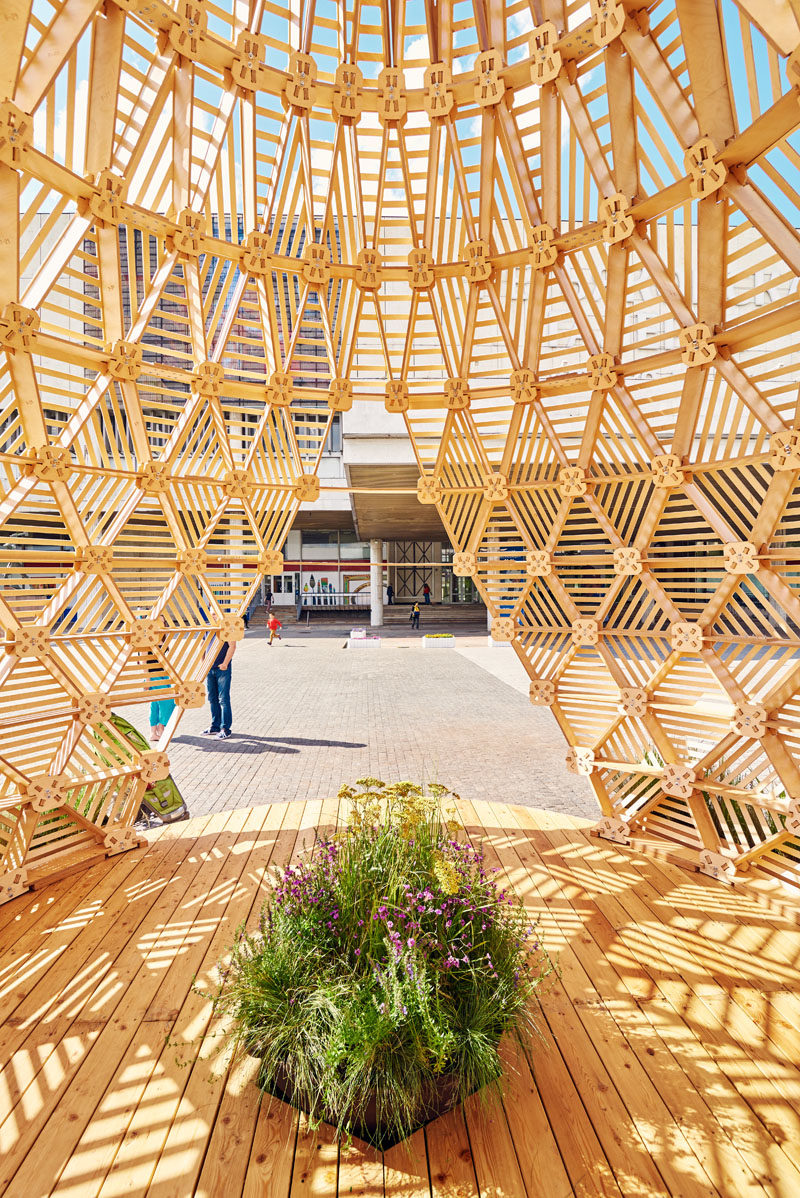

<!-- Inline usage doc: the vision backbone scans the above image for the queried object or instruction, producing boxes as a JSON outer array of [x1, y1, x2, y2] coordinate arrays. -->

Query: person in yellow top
[[409, 602, 421, 630]]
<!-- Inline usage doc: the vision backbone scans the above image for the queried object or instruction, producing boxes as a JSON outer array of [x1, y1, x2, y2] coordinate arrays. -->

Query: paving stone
[[121, 629, 597, 822]]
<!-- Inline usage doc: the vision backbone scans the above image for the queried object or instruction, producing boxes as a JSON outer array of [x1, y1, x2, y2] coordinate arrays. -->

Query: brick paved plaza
[[129, 627, 597, 822]]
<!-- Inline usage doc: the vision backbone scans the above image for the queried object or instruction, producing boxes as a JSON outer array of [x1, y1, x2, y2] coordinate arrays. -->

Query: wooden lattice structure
[[2, 0, 800, 901]]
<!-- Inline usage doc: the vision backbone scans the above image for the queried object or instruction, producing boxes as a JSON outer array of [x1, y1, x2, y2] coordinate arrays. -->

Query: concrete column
[[370, 539, 384, 627]]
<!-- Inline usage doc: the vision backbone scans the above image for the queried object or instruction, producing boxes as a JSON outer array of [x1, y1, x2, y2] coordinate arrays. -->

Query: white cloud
[[509, 10, 534, 36], [403, 36, 430, 89], [311, 146, 333, 195]]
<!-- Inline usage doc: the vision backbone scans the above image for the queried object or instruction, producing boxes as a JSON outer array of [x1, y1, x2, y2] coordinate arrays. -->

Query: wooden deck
[[2, 799, 800, 1197]]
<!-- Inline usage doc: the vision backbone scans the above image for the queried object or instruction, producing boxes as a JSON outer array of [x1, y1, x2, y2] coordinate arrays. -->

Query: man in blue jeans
[[203, 638, 236, 739]]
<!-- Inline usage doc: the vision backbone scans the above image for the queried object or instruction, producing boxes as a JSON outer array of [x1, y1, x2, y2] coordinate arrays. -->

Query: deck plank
[[424, 1109, 477, 1197], [533, 818, 800, 1190], [2, 800, 799, 1198], [516, 819, 773, 1198], [468, 800, 709, 1198], [1, 809, 246, 1194], [93, 802, 299, 1197], [240, 1097, 297, 1198], [0, 811, 234, 1190], [384, 1130, 430, 1197], [338, 1137, 384, 1197]]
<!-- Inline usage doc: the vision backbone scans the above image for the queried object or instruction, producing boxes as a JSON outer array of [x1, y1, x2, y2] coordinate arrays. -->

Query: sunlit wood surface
[[2, 798, 800, 1196]]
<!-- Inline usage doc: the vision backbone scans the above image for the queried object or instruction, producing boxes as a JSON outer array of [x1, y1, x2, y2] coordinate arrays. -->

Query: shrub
[[209, 780, 553, 1147]]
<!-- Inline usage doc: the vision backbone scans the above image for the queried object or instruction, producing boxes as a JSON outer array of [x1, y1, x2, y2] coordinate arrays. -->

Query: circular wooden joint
[[679, 323, 717, 367], [81, 168, 126, 226], [377, 67, 407, 125], [127, 618, 164, 650], [267, 371, 293, 407], [5, 625, 51, 659], [661, 763, 697, 799], [300, 242, 329, 287], [241, 230, 271, 274], [444, 378, 470, 410], [669, 621, 703, 652], [613, 547, 642, 576], [75, 545, 114, 574], [176, 681, 206, 710], [104, 825, 139, 855], [191, 360, 224, 396], [770, 429, 800, 471], [417, 476, 442, 505], [685, 138, 727, 199], [723, 541, 758, 575], [327, 379, 354, 412], [259, 550, 284, 574], [22, 773, 67, 813], [73, 692, 112, 723], [136, 462, 171, 493], [557, 466, 587, 498], [510, 368, 538, 403], [176, 547, 207, 575], [697, 849, 737, 881], [294, 474, 320, 502], [408, 247, 434, 289], [484, 472, 509, 502], [566, 747, 595, 776], [285, 51, 318, 113], [106, 339, 143, 381], [140, 750, 171, 784], [168, 208, 205, 258], [424, 62, 454, 118], [587, 352, 618, 390], [0, 300, 39, 351], [571, 619, 599, 647], [355, 248, 382, 289], [529, 679, 555, 706], [651, 454, 686, 488], [619, 687, 649, 717], [491, 615, 515, 641], [465, 239, 492, 284], [595, 815, 631, 844], [0, 867, 29, 903], [223, 469, 254, 499], [385, 380, 409, 412], [526, 551, 551, 578], [0, 102, 32, 169], [218, 615, 245, 642], [452, 551, 476, 577], [26, 446, 71, 482], [730, 703, 768, 739], [599, 193, 634, 243]]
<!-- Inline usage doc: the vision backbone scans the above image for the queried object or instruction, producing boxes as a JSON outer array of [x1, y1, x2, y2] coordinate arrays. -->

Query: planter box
[[422, 635, 455, 648], [265, 1062, 463, 1150], [487, 635, 513, 648], [349, 635, 381, 648], [349, 627, 368, 638]]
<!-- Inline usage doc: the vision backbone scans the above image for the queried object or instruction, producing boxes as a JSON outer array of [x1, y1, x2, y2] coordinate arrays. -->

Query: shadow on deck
[[2, 799, 800, 1196]]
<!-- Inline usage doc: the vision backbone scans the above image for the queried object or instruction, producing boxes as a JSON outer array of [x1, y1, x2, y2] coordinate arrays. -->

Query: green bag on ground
[[109, 712, 190, 823]]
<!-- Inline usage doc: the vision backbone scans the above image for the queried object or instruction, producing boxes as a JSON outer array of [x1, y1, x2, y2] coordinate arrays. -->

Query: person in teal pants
[[147, 652, 175, 742]]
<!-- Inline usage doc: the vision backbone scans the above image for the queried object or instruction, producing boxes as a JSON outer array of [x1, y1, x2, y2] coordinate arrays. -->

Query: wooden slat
[[3, 0, 800, 901]]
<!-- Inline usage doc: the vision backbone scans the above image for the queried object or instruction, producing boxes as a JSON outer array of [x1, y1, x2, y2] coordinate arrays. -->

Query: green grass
[[206, 780, 553, 1147]]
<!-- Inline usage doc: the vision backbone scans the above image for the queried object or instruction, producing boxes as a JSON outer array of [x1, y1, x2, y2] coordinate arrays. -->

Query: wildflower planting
[[210, 779, 553, 1147]]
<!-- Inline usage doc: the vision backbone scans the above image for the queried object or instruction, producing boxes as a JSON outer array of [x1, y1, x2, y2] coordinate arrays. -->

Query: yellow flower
[[433, 852, 460, 895]]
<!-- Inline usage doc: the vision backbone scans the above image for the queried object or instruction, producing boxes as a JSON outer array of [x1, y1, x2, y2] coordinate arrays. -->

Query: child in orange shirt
[[267, 613, 283, 645]]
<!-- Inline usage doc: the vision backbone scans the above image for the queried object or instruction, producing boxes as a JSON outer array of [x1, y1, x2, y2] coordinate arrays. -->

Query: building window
[[324, 413, 342, 454]]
